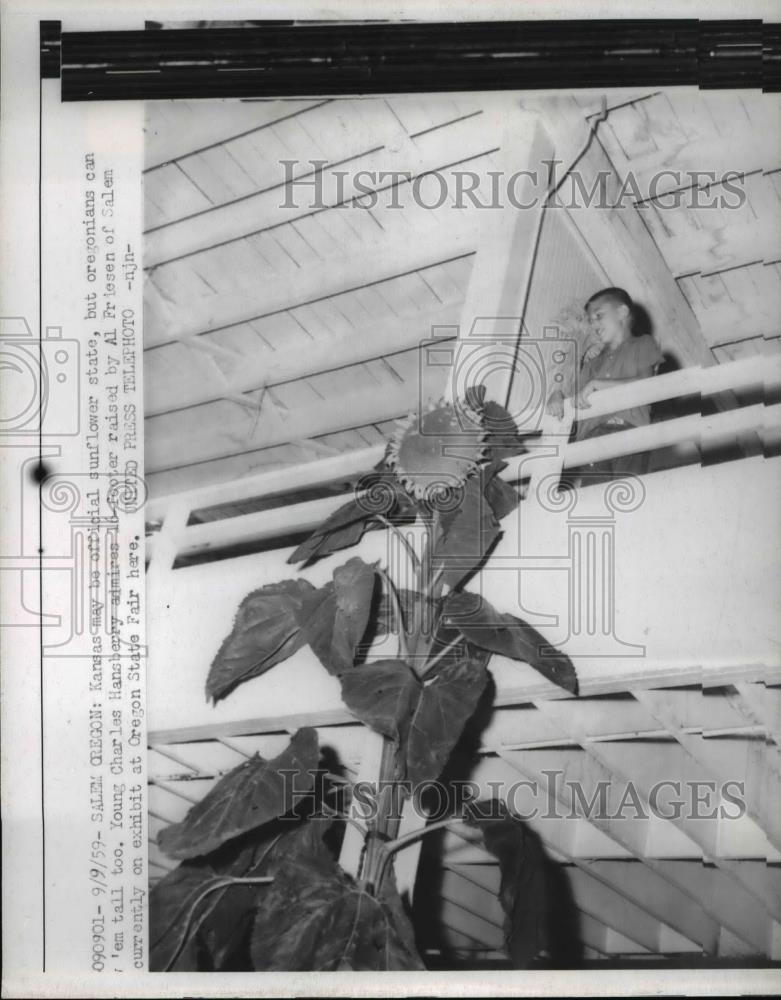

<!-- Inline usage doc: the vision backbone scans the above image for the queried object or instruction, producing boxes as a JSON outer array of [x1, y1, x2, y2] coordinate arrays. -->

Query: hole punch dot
[[30, 461, 52, 484]]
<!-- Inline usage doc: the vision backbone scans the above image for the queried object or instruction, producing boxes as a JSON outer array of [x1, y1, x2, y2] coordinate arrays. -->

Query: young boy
[[547, 287, 664, 483]]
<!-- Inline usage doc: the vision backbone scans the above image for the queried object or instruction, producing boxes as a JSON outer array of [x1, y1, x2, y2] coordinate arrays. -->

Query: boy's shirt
[[575, 334, 664, 440]]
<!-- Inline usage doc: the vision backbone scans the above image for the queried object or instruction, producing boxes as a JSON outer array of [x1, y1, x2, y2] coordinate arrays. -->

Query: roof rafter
[[144, 302, 461, 418], [145, 108, 492, 268], [145, 222, 475, 349], [529, 95, 714, 368]]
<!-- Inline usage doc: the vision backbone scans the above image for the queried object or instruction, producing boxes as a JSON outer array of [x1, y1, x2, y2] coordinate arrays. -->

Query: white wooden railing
[[145, 353, 781, 573]]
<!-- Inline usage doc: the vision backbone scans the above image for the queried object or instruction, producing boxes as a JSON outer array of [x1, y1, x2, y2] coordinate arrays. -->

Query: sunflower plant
[[150, 388, 578, 972]]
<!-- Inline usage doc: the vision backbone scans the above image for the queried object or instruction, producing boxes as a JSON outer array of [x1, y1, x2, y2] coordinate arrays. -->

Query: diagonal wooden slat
[[501, 742, 767, 953], [634, 688, 781, 859], [144, 223, 475, 349], [144, 302, 461, 417], [144, 99, 326, 172], [533, 699, 772, 953], [144, 109, 493, 268], [144, 379, 423, 476]]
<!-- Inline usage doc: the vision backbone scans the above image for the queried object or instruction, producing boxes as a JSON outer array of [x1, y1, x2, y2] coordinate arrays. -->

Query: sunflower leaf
[[406, 652, 489, 785], [339, 647, 487, 786], [434, 474, 500, 589], [287, 476, 417, 565], [339, 659, 420, 743], [482, 400, 536, 460], [483, 459, 523, 522], [287, 498, 373, 564], [249, 860, 423, 971], [205, 579, 315, 703], [443, 591, 578, 695], [151, 817, 336, 972], [297, 557, 377, 674], [157, 728, 319, 859]]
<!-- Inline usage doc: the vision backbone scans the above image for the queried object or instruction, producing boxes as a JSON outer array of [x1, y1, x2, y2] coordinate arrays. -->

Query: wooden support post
[[144, 499, 190, 588], [531, 96, 714, 369], [448, 105, 556, 418]]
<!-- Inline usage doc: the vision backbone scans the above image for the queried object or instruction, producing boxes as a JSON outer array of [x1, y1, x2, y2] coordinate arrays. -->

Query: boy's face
[[586, 296, 630, 350]]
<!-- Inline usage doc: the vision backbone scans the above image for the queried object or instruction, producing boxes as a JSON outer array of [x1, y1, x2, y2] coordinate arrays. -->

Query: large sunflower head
[[386, 398, 487, 502]]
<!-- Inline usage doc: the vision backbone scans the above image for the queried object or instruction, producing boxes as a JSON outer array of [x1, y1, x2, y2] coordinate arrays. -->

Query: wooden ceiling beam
[[447, 105, 554, 415], [532, 96, 714, 368], [144, 301, 461, 418], [145, 666, 779, 747], [146, 441, 375, 502], [144, 219, 475, 349], [145, 378, 418, 476], [663, 223, 781, 283], [144, 109, 493, 269], [611, 129, 781, 202], [145, 443, 383, 520], [696, 305, 781, 350], [585, 91, 781, 201], [144, 99, 326, 172], [151, 493, 352, 560]]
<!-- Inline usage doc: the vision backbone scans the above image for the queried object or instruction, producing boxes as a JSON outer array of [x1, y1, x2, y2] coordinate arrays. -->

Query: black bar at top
[[40, 21, 62, 79], [53, 19, 779, 100]]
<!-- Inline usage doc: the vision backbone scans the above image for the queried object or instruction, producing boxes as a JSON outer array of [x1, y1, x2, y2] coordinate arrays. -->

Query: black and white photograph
[[1, 4, 780, 997], [141, 18, 781, 979]]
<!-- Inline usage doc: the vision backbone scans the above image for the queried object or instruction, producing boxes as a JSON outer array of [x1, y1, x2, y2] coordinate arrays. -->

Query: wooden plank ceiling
[[144, 94, 488, 500], [144, 89, 781, 511], [573, 90, 781, 364]]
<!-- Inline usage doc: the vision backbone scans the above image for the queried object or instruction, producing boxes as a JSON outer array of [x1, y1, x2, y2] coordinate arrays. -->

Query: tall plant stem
[[368, 508, 447, 893], [372, 514, 420, 573], [377, 567, 410, 660], [409, 508, 445, 672], [375, 817, 471, 889], [420, 635, 461, 677]]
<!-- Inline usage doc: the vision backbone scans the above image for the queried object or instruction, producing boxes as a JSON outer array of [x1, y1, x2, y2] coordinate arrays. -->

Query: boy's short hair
[[585, 286, 633, 312]]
